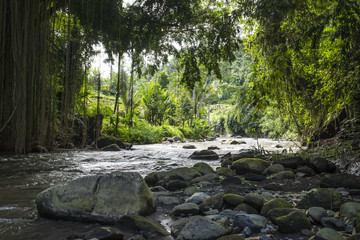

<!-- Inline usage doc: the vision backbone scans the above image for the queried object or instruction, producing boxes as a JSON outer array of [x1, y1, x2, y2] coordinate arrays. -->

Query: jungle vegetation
[[1, 0, 359, 154]]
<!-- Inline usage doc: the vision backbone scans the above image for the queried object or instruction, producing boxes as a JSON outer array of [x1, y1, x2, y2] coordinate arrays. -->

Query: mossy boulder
[[314, 227, 345, 240], [261, 198, 292, 218], [339, 202, 360, 218], [191, 173, 219, 184], [216, 167, 236, 177], [268, 208, 299, 224], [144, 167, 201, 186], [263, 164, 285, 175], [356, 214, 360, 232], [243, 193, 265, 212], [296, 188, 343, 210], [275, 211, 311, 233], [199, 194, 225, 212], [223, 194, 244, 207], [271, 170, 295, 180], [36, 172, 155, 224], [189, 150, 219, 160], [192, 162, 215, 175], [320, 173, 360, 189], [118, 215, 170, 236], [234, 203, 259, 214], [275, 156, 305, 169], [231, 158, 269, 175]]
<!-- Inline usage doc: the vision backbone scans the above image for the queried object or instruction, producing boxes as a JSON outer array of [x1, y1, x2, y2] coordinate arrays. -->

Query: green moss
[[118, 215, 170, 236], [261, 198, 292, 218], [223, 194, 244, 207], [356, 214, 360, 232], [275, 211, 311, 234], [296, 188, 343, 210]]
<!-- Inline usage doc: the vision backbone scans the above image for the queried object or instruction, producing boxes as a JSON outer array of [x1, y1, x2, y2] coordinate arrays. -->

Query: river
[[0, 138, 300, 240]]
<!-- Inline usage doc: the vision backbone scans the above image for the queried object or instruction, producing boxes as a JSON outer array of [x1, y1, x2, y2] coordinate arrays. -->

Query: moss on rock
[[223, 194, 244, 207], [261, 198, 292, 218], [231, 158, 269, 175], [276, 211, 311, 234]]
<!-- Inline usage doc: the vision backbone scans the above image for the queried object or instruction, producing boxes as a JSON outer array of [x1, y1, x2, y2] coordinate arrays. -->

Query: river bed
[[0, 138, 300, 240]]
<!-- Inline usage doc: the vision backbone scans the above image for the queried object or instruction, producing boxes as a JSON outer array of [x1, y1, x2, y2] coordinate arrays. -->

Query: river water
[[0, 138, 299, 240]]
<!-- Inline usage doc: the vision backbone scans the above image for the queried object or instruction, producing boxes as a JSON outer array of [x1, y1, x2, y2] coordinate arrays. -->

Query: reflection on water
[[0, 138, 299, 240]]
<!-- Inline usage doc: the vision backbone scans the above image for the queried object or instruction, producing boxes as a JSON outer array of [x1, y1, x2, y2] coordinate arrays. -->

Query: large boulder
[[243, 193, 265, 212], [189, 150, 219, 160], [171, 203, 200, 216], [233, 213, 268, 233], [177, 216, 227, 240], [97, 136, 126, 149], [314, 227, 345, 240], [309, 157, 336, 173], [199, 194, 225, 212], [339, 202, 360, 218], [223, 194, 244, 207], [307, 207, 327, 223], [263, 164, 285, 175], [145, 167, 201, 186], [231, 158, 269, 175], [261, 198, 292, 218], [320, 173, 360, 189], [296, 188, 343, 210], [36, 172, 155, 223], [192, 162, 215, 175]]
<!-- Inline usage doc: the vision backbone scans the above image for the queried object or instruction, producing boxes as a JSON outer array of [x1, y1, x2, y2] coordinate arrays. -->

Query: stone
[[192, 162, 215, 175], [271, 170, 295, 180], [36, 172, 155, 223], [184, 186, 198, 196], [216, 167, 236, 177], [171, 203, 200, 216], [275, 211, 311, 234], [170, 217, 190, 238], [267, 208, 299, 224], [156, 196, 183, 205], [348, 234, 360, 240], [244, 173, 266, 181], [276, 156, 305, 169], [101, 143, 121, 151], [68, 226, 124, 240], [208, 145, 220, 150], [233, 213, 268, 233], [263, 183, 283, 191], [189, 150, 219, 160], [261, 198, 292, 218], [183, 144, 196, 149], [191, 173, 219, 184], [221, 176, 242, 186], [199, 194, 225, 212], [339, 202, 360, 218], [234, 203, 259, 214], [221, 159, 234, 168], [145, 167, 201, 187], [244, 193, 265, 212], [186, 192, 211, 205], [216, 234, 245, 240], [172, 136, 183, 142], [229, 140, 246, 145], [97, 136, 126, 149], [320, 217, 346, 231], [307, 207, 327, 223], [263, 164, 285, 176], [320, 173, 360, 189], [177, 216, 227, 240], [128, 234, 146, 240], [296, 188, 343, 210], [223, 194, 244, 207], [166, 180, 189, 191], [310, 157, 336, 173], [296, 166, 316, 176], [117, 215, 170, 236], [314, 227, 345, 240], [356, 214, 360, 232], [231, 158, 270, 175]]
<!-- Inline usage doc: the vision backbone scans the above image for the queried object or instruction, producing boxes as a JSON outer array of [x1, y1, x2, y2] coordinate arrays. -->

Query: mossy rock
[[268, 208, 299, 224], [314, 227, 345, 240], [193, 162, 215, 175], [118, 214, 170, 236], [263, 164, 285, 175], [216, 167, 235, 177], [234, 203, 259, 214], [297, 188, 343, 210], [231, 158, 269, 175], [276, 211, 311, 234], [223, 194, 244, 207], [356, 214, 360, 232], [271, 170, 295, 180], [145, 167, 201, 187], [200, 194, 225, 212], [261, 198, 292, 218], [348, 234, 360, 240], [144, 172, 159, 187], [243, 193, 265, 211]]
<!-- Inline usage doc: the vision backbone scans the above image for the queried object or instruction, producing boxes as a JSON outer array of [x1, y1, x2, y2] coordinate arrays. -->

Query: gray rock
[[199, 194, 225, 212], [223, 194, 244, 207], [36, 172, 155, 223], [177, 216, 227, 240], [217, 234, 245, 240], [307, 207, 327, 222], [216, 167, 236, 177], [231, 158, 269, 175], [186, 192, 211, 205], [118, 215, 170, 236], [183, 144, 196, 149], [166, 180, 189, 191], [145, 167, 201, 186], [189, 150, 219, 160], [263, 164, 285, 175], [234, 203, 259, 214], [241, 226, 251, 236], [208, 145, 220, 150], [314, 227, 345, 240], [171, 203, 200, 216], [320, 217, 346, 231], [296, 188, 343, 210], [156, 196, 183, 205], [261, 198, 292, 218], [221, 176, 242, 186], [244, 173, 266, 181], [271, 170, 295, 180], [233, 213, 268, 233], [310, 157, 336, 173], [296, 166, 316, 176], [339, 202, 360, 218], [170, 217, 190, 238], [320, 173, 360, 189]]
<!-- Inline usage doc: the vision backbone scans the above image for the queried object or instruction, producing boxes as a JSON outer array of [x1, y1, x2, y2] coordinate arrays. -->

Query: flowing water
[[0, 138, 299, 240]]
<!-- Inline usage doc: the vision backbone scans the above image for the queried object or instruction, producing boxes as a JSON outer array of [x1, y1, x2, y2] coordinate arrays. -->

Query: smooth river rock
[[36, 172, 155, 223]]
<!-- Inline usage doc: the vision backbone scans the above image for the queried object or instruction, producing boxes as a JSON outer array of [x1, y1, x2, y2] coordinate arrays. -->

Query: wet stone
[[171, 203, 200, 216], [321, 217, 346, 231], [185, 192, 211, 205]]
